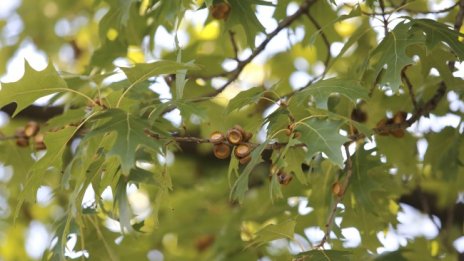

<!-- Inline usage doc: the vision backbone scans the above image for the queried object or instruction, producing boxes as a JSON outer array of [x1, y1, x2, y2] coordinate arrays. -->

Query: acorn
[[24, 121, 40, 137], [195, 234, 215, 252], [210, 2, 231, 20], [332, 182, 343, 197], [390, 129, 405, 138], [226, 128, 243, 145], [243, 131, 253, 142], [239, 155, 251, 165], [393, 111, 407, 124], [375, 118, 390, 136], [16, 137, 29, 147], [350, 108, 368, 123], [234, 144, 251, 158], [34, 133, 46, 150], [209, 131, 225, 144], [277, 172, 293, 185], [213, 143, 231, 159]]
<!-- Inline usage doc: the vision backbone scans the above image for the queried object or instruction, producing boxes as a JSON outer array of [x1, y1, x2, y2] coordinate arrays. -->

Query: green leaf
[[296, 119, 349, 167], [230, 141, 268, 203], [86, 109, 162, 174], [284, 147, 307, 185], [306, 107, 373, 136], [226, 0, 265, 48], [0, 60, 68, 116], [370, 22, 423, 92], [120, 60, 199, 85], [175, 56, 192, 100], [15, 126, 78, 220], [269, 173, 283, 202], [226, 87, 265, 114], [295, 250, 351, 260], [412, 18, 464, 60], [248, 219, 296, 247], [115, 178, 133, 233], [298, 78, 368, 109]]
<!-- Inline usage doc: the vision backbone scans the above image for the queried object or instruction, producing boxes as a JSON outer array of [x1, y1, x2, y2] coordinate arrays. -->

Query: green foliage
[[0, 61, 70, 116], [0, 0, 463, 260]]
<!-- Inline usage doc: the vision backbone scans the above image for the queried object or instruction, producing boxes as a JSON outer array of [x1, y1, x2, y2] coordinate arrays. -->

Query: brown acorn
[[16, 137, 29, 147], [277, 172, 293, 185], [239, 155, 251, 165], [243, 131, 253, 142], [375, 118, 390, 136], [210, 2, 231, 20], [24, 121, 40, 137], [209, 131, 225, 144], [195, 234, 215, 252], [34, 133, 46, 150], [390, 129, 405, 138], [213, 143, 231, 159], [234, 144, 251, 158], [226, 128, 243, 145], [393, 111, 407, 124], [332, 182, 343, 197], [350, 108, 368, 123]]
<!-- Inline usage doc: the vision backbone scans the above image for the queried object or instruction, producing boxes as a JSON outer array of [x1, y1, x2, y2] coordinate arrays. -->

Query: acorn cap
[[209, 131, 225, 144], [213, 143, 231, 159], [24, 121, 40, 137], [239, 155, 251, 165], [243, 131, 253, 142], [226, 128, 243, 145], [234, 144, 251, 158]]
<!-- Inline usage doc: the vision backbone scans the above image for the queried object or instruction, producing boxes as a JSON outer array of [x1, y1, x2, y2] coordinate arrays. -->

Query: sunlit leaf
[[296, 119, 349, 167], [86, 109, 162, 174], [0, 61, 68, 116]]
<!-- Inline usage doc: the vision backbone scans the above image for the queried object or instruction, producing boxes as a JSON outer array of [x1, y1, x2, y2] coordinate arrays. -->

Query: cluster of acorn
[[14, 121, 46, 150], [210, 125, 253, 164], [376, 111, 408, 138]]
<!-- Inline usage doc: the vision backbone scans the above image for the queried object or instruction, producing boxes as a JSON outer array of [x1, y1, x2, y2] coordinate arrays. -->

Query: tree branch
[[379, 0, 389, 36], [204, 0, 318, 97], [305, 12, 331, 80], [401, 66, 418, 111]]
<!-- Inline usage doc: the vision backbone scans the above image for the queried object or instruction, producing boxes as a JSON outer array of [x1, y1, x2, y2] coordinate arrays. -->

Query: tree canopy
[[0, 0, 463, 260]]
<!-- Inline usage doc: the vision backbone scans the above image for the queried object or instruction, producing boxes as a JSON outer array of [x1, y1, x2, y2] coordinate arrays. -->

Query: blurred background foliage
[[0, 0, 463, 260]]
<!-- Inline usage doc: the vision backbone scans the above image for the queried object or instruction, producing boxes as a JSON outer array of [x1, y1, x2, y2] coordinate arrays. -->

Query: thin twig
[[228, 30, 240, 61], [205, 0, 318, 97], [314, 144, 353, 249], [401, 66, 418, 111], [305, 12, 331, 80], [379, 0, 389, 36]]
